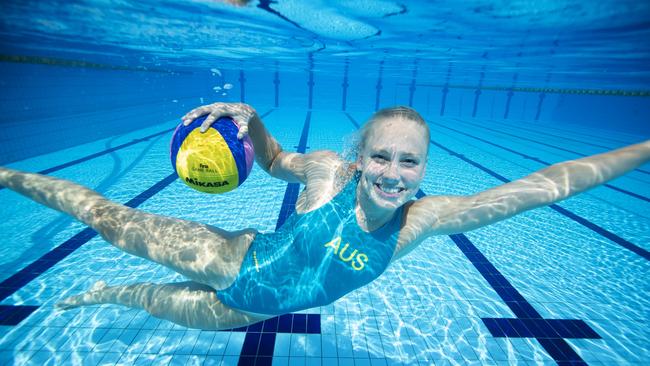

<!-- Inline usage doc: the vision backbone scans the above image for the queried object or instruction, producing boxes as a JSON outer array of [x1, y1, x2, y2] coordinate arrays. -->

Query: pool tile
[[207, 332, 229, 355], [224, 332, 245, 356], [272, 356, 289, 366], [274, 333, 291, 357], [289, 334, 307, 357]]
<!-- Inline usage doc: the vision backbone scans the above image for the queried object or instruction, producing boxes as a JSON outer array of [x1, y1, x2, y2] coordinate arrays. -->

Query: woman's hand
[[181, 102, 257, 139]]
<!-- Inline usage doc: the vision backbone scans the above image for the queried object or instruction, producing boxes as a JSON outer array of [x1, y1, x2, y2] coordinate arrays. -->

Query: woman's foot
[[55, 280, 108, 310]]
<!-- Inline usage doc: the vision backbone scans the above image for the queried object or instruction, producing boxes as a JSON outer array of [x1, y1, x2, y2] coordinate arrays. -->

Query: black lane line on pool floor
[[233, 111, 320, 366], [429, 120, 650, 203], [226, 314, 321, 366], [465, 118, 636, 151], [0, 127, 174, 193], [450, 118, 650, 176], [0, 110, 276, 326], [346, 112, 599, 365], [276, 111, 311, 230], [423, 122, 650, 261], [0, 172, 179, 325], [448, 233, 598, 365]]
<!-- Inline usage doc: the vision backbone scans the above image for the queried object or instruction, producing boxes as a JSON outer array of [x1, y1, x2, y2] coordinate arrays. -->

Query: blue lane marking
[[345, 113, 360, 129], [239, 70, 246, 102], [504, 73, 519, 120], [0, 127, 175, 192], [449, 234, 596, 364], [440, 64, 452, 116], [347, 112, 598, 364], [440, 85, 449, 116], [418, 122, 650, 261], [482, 318, 600, 339], [275, 112, 311, 230], [430, 121, 650, 202], [471, 66, 485, 118], [307, 54, 315, 109], [481, 117, 644, 153], [225, 314, 321, 366], [451, 118, 650, 176], [504, 90, 514, 119], [0, 110, 275, 326], [276, 184, 300, 231], [549, 205, 649, 260], [1, 109, 277, 188], [341, 60, 349, 111], [375, 60, 384, 111], [408, 58, 418, 107], [273, 69, 280, 107], [0, 305, 40, 326], [237, 111, 320, 365], [534, 92, 545, 121], [0, 173, 179, 304]]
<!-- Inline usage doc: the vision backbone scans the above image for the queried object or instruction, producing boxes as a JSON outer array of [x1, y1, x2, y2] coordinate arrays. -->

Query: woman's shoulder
[[303, 150, 345, 166], [295, 153, 356, 214], [302, 150, 353, 181]]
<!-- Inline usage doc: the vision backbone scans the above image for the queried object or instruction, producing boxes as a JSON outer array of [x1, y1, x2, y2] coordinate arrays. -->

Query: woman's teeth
[[375, 184, 404, 194]]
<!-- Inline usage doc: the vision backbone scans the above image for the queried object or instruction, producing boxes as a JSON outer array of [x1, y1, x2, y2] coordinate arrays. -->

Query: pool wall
[[1, 59, 648, 165]]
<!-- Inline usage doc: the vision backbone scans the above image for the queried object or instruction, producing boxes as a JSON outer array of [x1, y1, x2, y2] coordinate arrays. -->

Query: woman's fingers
[[182, 106, 212, 125], [181, 103, 256, 136], [204, 113, 248, 137], [236, 124, 249, 140], [200, 114, 219, 133]]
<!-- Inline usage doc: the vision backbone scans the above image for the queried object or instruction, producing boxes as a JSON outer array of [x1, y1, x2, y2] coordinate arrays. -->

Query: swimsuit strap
[[337, 171, 405, 241], [325, 171, 361, 214]]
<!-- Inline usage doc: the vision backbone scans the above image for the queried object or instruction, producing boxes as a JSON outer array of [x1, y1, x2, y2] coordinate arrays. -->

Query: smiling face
[[356, 116, 429, 214]]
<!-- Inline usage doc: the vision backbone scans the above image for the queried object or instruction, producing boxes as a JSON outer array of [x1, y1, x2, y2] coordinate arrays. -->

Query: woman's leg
[[0, 167, 254, 289], [56, 280, 270, 330]]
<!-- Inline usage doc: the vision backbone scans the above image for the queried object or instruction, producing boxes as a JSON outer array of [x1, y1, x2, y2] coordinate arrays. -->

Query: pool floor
[[0, 107, 649, 365]]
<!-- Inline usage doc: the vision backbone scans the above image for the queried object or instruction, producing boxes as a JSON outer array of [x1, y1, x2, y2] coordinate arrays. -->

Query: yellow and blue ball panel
[[170, 116, 253, 194]]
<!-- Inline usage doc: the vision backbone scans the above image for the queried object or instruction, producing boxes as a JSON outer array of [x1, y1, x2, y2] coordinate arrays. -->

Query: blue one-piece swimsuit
[[216, 175, 404, 315]]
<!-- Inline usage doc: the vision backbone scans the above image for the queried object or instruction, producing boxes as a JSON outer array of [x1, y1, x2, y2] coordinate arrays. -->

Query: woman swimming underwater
[[0, 103, 649, 330]]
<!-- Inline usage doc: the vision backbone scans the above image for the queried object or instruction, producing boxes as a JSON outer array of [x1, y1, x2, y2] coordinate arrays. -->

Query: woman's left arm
[[405, 140, 650, 240]]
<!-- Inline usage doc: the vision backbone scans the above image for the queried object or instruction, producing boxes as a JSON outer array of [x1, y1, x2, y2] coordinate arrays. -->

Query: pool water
[[1, 108, 648, 365], [1, 1, 649, 365]]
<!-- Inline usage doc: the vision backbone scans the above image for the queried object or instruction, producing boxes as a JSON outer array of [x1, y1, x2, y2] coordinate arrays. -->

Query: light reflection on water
[[1, 200, 648, 363], [1, 114, 648, 364]]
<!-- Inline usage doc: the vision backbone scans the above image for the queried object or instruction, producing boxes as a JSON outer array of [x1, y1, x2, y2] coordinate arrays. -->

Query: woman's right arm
[[247, 113, 309, 183], [181, 102, 308, 184]]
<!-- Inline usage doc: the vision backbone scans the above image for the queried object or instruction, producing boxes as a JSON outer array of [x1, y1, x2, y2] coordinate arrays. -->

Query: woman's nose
[[382, 161, 400, 181]]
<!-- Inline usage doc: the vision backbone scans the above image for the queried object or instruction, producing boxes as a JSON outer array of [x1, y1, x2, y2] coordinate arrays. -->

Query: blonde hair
[[358, 106, 430, 153]]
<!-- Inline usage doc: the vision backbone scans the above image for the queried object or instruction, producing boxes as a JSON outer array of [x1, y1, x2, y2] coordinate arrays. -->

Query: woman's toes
[[91, 280, 107, 291], [55, 296, 82, 310]]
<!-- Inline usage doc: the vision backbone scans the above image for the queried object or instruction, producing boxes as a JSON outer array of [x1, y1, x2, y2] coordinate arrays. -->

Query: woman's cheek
[[403, 170, 425, 189], [364, 162, 384, 177], [401, 169, 421, 182]]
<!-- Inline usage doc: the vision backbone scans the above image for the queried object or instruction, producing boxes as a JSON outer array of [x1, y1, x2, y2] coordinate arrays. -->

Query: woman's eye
[[402, 159, 418, 167], [371, 155, 388, 162]]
